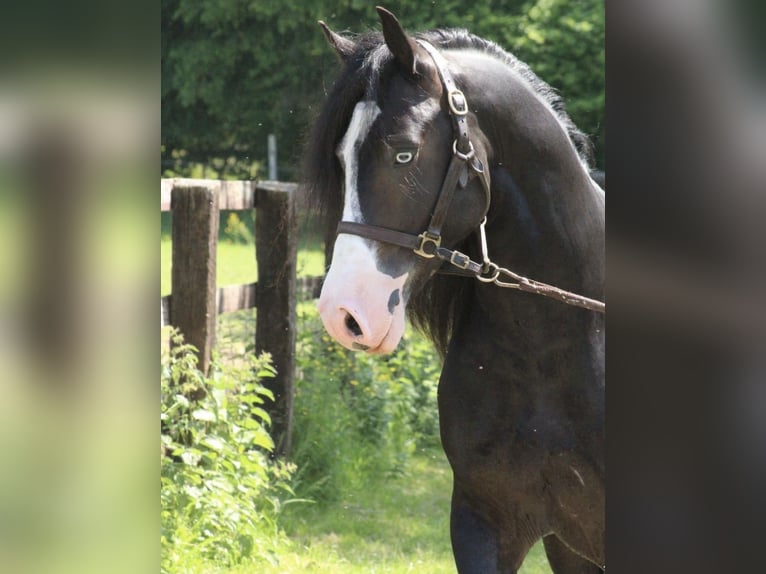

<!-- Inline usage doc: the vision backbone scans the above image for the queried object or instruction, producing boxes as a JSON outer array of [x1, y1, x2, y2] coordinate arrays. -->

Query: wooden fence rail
[[161, 178, 324, 457]]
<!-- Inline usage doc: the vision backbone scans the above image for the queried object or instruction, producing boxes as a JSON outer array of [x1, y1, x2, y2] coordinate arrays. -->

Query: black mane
[[421, 29, 593, 163], [302, 27, 593, 356]]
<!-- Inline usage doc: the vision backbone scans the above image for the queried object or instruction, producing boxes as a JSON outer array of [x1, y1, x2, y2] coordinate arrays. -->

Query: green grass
[[271, 450, 551, 574], [264, 449, 456, 574], [175, 448, 551, 573], [160, 238, 325, 296]]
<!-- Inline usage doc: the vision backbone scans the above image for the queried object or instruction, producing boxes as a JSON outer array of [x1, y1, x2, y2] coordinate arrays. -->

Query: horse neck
[[458, 169, 604, 382], [458, 52, 604, 337], [483, 165, 605, 299]]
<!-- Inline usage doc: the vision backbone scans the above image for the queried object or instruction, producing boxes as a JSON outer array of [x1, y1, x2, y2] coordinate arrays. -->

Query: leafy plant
[[162, 0, 604, 171], [161, 330, 298, 572], [222, 211, 254, 244], [289, 306, 442, 503]]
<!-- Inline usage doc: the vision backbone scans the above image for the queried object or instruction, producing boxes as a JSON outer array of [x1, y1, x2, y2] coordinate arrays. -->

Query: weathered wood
[[297, 275, 325, 300], [256, 180, 298, 194], [161, 180, 172, 211], [216, 182, 255, 210], [255, 185, 298, 458], [161, 179, 297, 211], [161, 296, 171, 327], [162, 179, 253, 211], [217, 283, 257, 314], [170, 186, 219, 374], [161, 276, 323, 327], [162, 178, 322, 456]]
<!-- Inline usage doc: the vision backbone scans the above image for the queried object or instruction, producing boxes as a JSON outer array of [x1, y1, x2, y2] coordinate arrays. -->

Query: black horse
[[304, 8, 604, 573]]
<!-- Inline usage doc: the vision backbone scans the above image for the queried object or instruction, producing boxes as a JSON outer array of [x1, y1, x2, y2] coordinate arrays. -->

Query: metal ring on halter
[[476, 261, 500, 283], [452, 139, 475, 161]]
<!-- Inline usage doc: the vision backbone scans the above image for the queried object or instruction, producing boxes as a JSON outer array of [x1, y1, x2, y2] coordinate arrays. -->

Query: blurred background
[[0, 0, 764, 572], [161, 0, 605, 182]]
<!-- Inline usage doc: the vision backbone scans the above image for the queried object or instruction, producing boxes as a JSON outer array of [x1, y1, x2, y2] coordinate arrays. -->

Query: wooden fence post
[[170, 185, 219, 374], [255, 182, 297, 458]]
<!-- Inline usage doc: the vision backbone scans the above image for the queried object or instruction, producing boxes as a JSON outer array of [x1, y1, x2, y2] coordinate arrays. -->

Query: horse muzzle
[[317, 235, 409, 354]]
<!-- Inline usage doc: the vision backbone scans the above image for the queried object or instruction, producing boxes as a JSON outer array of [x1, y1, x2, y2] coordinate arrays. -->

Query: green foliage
[[510, 0, 605, 166], [290, 305, 441, 503], [161, 330, 298, 572], [162, 0, 604, 171], [161, 147, 262, 180], [222, 211, 254, 244]]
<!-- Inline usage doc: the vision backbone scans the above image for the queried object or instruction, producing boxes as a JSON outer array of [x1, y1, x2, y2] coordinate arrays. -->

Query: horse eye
[[395, 151, 414, 164]]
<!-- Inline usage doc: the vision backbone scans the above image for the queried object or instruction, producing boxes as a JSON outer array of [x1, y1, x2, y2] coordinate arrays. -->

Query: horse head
[[316, 8, 492, 354]]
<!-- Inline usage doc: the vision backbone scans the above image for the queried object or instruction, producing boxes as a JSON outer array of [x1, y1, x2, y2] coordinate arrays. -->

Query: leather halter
[[335, 41, 607, 314], [336, 40, 491, 276]]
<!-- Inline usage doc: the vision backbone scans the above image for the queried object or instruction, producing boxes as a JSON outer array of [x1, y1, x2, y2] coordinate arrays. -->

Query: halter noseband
[[335, 41, 606, 314]]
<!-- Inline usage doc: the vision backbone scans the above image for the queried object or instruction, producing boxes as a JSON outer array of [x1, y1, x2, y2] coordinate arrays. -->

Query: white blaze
[[317, 99, 409, 354], [335, 100, 381, 261]]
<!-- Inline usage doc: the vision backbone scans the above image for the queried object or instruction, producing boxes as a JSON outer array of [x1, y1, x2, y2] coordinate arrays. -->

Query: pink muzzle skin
[[317, 258, 409, 355]]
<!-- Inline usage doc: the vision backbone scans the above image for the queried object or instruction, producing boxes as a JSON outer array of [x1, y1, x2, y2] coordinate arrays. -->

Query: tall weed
[[290, 307, 442, 503], [161, 331, 296, 572]]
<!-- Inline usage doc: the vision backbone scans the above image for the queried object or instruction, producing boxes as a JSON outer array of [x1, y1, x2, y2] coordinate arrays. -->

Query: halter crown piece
[[336, 41, 606, 314]]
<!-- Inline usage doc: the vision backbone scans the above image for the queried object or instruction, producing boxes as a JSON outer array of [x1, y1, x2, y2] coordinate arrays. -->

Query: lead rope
[[475, 219, 606, 313]]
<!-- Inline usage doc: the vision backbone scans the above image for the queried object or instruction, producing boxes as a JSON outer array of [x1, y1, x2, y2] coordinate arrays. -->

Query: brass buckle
[[448, 89, 468, 116], [414, 232, 441, 259]]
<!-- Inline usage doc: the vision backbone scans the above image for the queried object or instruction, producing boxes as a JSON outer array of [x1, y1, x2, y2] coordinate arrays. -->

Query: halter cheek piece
[[336, 41, 606, 314], [337, 40, 489, 274]]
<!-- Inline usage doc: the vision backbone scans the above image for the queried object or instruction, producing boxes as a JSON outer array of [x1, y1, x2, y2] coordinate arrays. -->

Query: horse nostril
[[344, 312, 363, 337]]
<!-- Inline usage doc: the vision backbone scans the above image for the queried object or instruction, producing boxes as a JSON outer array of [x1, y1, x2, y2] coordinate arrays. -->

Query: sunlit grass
[[179, 449, 552, 574], [261, 449, 455, 574], [160, 239, 325, 296]]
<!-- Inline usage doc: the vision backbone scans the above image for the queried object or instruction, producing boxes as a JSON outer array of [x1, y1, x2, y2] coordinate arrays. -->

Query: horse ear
[[376, 6, 427, 76], [319, 21, 355, 62]]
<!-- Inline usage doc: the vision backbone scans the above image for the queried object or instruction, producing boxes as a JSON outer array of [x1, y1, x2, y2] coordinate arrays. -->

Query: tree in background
[[162, 0, 604, 177]]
